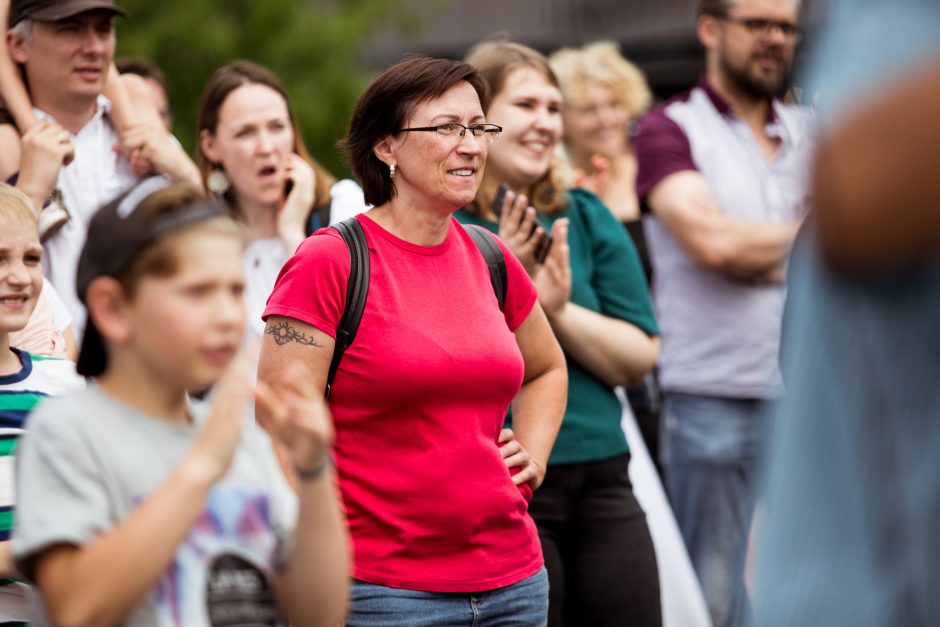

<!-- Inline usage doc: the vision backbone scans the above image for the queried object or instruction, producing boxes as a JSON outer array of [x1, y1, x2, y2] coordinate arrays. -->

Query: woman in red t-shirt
[[257, 55, 568, 626]]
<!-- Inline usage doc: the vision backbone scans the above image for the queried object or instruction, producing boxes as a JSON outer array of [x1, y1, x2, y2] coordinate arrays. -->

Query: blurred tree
[[116, 0, 419, 178]]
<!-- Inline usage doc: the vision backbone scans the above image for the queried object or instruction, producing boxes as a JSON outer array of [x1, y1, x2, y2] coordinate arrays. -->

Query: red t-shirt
[[263, 214, 541, 592]]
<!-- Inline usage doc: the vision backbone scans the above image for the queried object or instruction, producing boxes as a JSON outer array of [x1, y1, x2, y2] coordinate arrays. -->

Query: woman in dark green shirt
[[460, 41, 663, 627]]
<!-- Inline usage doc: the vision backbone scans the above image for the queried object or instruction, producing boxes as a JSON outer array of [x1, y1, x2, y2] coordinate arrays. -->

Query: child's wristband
[[294, 455, 332, 482]]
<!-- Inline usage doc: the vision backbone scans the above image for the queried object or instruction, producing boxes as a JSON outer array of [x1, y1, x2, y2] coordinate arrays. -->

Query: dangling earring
[[207, 166, 231, 195], [389, 163, 396, 179]]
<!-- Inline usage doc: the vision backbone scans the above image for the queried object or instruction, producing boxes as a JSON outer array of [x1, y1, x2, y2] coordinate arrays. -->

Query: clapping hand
[[535, 219, 571, 317], [496, 190, 549, 278]]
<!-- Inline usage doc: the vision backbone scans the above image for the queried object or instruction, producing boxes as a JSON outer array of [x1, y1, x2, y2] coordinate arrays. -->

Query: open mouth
[[258, 165, 278, 178], [448, 168, 476, 177]]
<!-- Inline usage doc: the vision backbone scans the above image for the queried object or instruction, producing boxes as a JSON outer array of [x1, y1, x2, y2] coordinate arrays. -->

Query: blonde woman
[[549, 41, 653, 279]]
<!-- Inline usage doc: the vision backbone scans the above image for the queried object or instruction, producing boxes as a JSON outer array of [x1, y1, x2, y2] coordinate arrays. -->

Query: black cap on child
[[75, 178, 228, 377]]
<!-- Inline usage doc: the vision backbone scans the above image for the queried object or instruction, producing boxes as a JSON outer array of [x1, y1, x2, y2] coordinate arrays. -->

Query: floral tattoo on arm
[[265, 321, 323, 347]]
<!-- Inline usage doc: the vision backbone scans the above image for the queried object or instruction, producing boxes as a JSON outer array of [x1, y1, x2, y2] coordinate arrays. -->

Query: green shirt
[[456, 188, 659, 464]]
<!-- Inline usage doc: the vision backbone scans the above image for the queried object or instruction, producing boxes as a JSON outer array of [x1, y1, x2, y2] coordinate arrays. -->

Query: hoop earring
[[207, 167, 231, 195], [389, 163, 396, 179]]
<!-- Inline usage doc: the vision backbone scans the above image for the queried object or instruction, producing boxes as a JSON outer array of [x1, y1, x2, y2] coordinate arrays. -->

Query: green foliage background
[[115, 0, 419, 178]]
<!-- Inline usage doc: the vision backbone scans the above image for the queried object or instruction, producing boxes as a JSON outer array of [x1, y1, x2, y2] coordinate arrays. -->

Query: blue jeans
[[661, 393, 769, 627], [347, 567, 549, 627]]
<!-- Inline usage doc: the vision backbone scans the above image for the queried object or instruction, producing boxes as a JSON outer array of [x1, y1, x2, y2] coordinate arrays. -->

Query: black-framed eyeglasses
[[719, 16, 802, 42], [398, 123, 502, 144]]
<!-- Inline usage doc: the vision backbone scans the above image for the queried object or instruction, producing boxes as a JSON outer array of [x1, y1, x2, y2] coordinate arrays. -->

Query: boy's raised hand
[[187, 346, 255, 484], [255, 361, 333, 479]]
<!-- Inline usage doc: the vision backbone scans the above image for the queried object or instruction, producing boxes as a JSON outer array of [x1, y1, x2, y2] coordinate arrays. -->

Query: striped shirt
[[0, 348, 84, 541]]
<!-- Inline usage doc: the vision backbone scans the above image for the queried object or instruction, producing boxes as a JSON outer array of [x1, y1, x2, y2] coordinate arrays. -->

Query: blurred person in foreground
[[632, 0, 814, 624], [754, 0, 940, 624], [258, 55, 567, 626], [12, 180, 349, 627], [459, 40, 662, 627]]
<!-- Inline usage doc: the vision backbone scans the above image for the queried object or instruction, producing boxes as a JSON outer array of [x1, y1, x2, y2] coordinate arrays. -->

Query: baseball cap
[[9, 0, 129, 28], [75, 178, 229, 377]]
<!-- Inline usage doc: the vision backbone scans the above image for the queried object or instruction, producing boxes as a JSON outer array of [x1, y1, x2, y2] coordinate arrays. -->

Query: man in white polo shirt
[[633, 0, 814, 625], [7, 0, 199, 334]]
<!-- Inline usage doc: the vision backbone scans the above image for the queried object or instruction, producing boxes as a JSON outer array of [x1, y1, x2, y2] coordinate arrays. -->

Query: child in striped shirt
[[0, 183, 84, 622]]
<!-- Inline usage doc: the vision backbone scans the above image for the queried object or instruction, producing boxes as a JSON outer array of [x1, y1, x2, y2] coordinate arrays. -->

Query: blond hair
[[549, 41, 652, 120], [0, 183, 38, 226]]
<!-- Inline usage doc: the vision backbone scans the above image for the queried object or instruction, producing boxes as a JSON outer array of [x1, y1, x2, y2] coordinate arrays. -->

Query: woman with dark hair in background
[[257, 55, 568, 626]]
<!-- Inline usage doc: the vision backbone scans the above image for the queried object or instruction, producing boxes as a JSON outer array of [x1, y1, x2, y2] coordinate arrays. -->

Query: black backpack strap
[[326, 217, 369, 399], [464, 225, 508, 312]]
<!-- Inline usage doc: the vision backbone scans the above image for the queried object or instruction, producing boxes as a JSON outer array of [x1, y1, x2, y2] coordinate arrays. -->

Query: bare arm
[[257, 316, 349, 626], [536, 220, 659, 388], [549, 305, 660, 389], [648, 170, 799, 280], [0, 540, 16, 578], [106, 68, 201, 187], [254, 338, 348, 627], [0, 123, 21, 181], [0, 0, 35, 135], [814, 57, 940, 272], [34, 351, 256, 627], [509, 302, 568, 490]]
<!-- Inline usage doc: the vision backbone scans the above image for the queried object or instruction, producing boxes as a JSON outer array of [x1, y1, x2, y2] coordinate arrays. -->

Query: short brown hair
[[197, 61, 335, 214], [340, 55, 488, 207]]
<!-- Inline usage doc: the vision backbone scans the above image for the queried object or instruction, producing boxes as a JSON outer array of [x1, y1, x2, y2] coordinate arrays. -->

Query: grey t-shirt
[[12, 385, 298, 627]]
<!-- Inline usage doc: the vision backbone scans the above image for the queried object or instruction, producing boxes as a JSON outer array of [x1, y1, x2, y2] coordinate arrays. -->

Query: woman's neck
[[233, 194, 279, 242], [368, 193, 453, 245]]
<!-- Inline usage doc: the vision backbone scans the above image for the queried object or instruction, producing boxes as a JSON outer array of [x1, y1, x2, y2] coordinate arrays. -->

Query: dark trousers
[[529, 453, 662, 627]]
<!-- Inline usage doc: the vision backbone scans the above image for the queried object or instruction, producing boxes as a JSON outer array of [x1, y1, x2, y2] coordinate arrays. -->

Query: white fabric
[[328, 178, 367, 224], [41, 279, 72, 333], [35, 96, 139, 336], [243, 237, 291, 342], [618, 389, 713, 627], [243, 180, 367, 342]]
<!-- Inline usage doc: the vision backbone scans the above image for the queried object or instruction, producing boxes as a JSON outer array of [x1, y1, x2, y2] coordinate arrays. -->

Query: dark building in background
[[366, 0, 824, 99]]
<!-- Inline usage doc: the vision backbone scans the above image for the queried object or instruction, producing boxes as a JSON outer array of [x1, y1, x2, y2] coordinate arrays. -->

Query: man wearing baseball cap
[[7, 0, 198, 335]]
